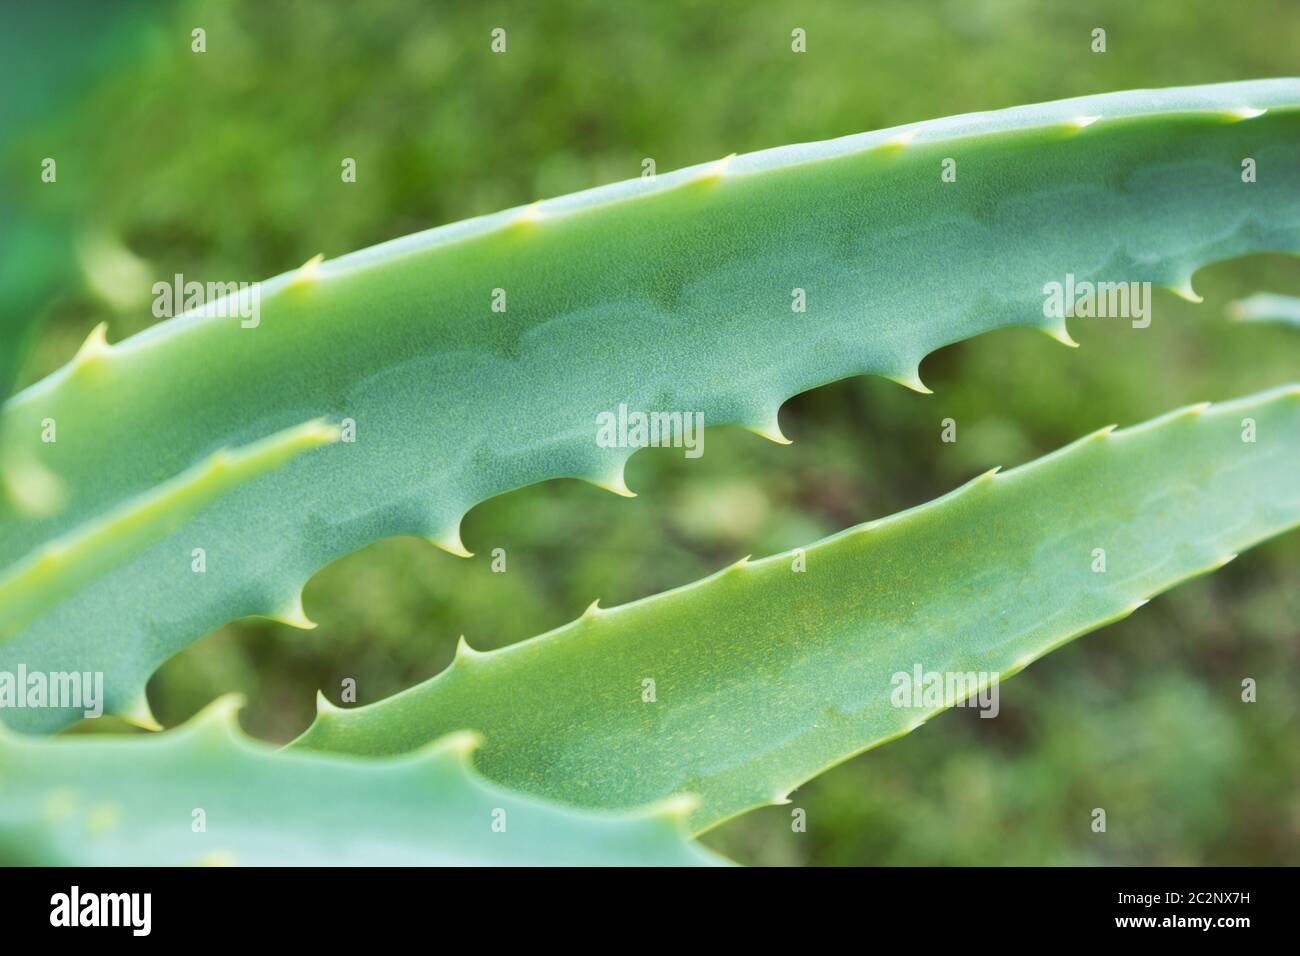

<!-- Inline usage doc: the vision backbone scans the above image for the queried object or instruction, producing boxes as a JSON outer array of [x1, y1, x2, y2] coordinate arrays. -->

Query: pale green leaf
[[295, 386, 1300, 833], [3, 80, 1299, 730], [0, 696, 723, 866]]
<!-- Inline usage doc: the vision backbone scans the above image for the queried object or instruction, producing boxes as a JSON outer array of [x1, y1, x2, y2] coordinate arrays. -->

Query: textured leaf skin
[[3, 81, 1299, 731], [0, 696, 723, 866], [296, 386, 1300, 834], [1229, 292, 1300, 326], [0, 417, 340, 642]]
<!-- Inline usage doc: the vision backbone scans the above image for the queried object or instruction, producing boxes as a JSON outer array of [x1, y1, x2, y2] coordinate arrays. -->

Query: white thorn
[[699, 153, 735, 180], [288, 253, 325, 287], [1043, 321, 1080, 348], [431, 525, 473, 558], [882, 128, 919, 149], [72, 322, 111, 366], [591, 470, 636, 498], [455, 634, 483, 659], [513, 201, 544, 225], [1169, 280, 1204, 304]]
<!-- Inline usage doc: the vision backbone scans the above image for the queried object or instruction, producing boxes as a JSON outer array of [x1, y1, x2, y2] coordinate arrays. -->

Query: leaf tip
[[120, 692, 162, 732], [1225, 105, 1267, 121], [71, 321, 112, 370], [266, 593, 317, 630], [723, 554, 752, 576], [430, 523, 473, 558], [454, 634, 485, 660], [744, 412, 791, 445], [875, 128, 919, 153], [1041, 319, 1080, 348], [511, 200, 545, 226], [314, 688, 341, 715], [1167, 278, 1204, 304], [692, 153, 736, 184], [888, 370, 933, 395], [589, 469, 636, 498]]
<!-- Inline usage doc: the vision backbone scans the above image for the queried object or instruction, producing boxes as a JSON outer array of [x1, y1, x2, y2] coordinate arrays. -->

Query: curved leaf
[[4, 80, 1299, 730], [295, 386, 1300, 833], [0, 696, 723, 866], [0, 416, 340, 642]]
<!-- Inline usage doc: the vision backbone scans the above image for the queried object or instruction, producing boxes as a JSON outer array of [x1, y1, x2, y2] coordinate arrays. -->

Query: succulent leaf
[[295, 386, 1300, 833], [3, 79, 1299, 730], [0, 418, 340, 642], [0, 695, 723, 866]]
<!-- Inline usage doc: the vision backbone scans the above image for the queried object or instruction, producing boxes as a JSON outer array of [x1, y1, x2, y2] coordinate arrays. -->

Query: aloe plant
[[3, 79, 1298, 735], [0, 418, 339, 642], [0, 695, 722, 866], [2, 77, 1298, 867], [293, 386, 1300, 832]]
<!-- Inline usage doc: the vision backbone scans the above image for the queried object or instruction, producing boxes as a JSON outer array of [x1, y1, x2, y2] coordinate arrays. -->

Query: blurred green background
[[8, 0, 1298, 864]]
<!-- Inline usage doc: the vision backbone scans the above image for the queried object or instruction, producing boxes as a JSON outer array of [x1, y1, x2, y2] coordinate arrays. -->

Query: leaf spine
[[314, 689, 342, 715], [454, 634, 484, 660], [266, 592, 316, 630], [744, 412, 792, 445], [70, 322, 112, 372], [886, 368, 933, 395], [120, 692, 162, 732], [697, 153, 736, 181], [287, 253, 325, 287], [588, 468, 636, 498], [430, 522, 473, 558], [1168, 278, 1204, 303], [1041, 317, 1080, 348]]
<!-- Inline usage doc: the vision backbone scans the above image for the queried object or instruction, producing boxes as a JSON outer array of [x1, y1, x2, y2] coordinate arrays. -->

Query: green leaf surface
[[3, 80, 1299, 730], [295, 386, 1300, 834], [0, 416, 340, 643], [0, 696, 723, 866]]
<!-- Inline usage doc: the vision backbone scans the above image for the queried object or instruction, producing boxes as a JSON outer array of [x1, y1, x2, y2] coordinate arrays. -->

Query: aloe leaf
[[1229, 291, 1300, 326], [4, 79, 1299, 731], [295, 386, 1300, 834], [0, 695, 723, 866], [0, 415, 341, 642]]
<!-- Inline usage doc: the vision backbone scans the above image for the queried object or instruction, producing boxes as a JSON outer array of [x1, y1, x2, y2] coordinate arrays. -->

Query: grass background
[[9, 0, 1299, 864]]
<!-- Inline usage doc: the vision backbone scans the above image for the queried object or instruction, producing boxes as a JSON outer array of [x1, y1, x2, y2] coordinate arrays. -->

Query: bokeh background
[[6, 0, 1298, 864]]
